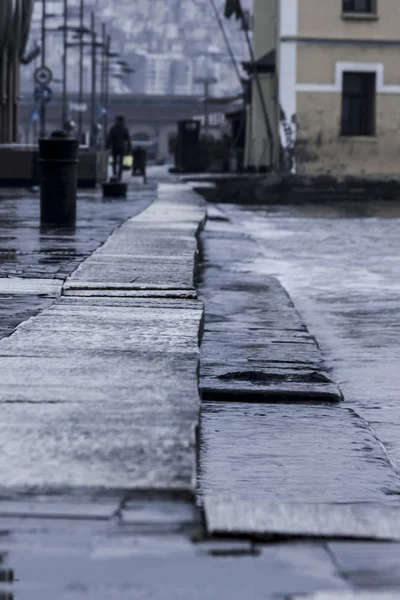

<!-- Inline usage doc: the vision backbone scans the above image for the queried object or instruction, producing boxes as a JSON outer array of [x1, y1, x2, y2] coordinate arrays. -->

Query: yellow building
[[246, 0, 400, 175]]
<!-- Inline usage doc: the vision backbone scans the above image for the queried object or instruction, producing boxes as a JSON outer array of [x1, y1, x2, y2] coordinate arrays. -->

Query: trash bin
[[132, 147, 147, 183]]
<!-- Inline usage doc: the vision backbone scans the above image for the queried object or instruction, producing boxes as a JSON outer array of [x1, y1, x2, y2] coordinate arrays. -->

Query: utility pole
[[78, 0, 84, 140], [195, 76, 217, 137], [101, 23, 106, 148], [40, 0, 47, 138], [90, 11, 96, 150], [104, 36, 118, 147], [61, 0, 68, 129]]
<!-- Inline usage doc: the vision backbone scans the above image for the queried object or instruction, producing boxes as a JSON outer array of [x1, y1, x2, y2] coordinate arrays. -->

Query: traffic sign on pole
[[30, 109, 40, 122], [34, 86, 53, 104], [34, 66, 53, 86]]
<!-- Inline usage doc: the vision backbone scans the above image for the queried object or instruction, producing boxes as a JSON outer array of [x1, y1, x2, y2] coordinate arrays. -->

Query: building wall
[[297, 44, 400, 86], [296, 91, 400, 175], [297, 0, 400, 40], [280, 0, 400, 175], [278, 0, 298, 171], [253, 0, 277, 58], [250, 73, 280, 168], [295, 42, 400, 174], [245, 0, 279, 169]]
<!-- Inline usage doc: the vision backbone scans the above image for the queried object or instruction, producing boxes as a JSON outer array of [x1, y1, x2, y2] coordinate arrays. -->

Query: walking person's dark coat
[[106, 116, 131, 181]]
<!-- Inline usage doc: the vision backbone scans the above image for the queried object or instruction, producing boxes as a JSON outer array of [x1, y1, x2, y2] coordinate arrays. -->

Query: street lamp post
[[61, 0, 68, 129], [90, 11, 97, 150], [40, 0, 47, 137], [195, 76, 217, 137], [100, 23, 107, 148], [78, 0, 84, 139], [104, 41, 120, 146]]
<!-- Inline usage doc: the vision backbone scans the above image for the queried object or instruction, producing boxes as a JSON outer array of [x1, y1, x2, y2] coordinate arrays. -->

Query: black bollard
[[39, 131, 79, 226], [102, 177, 128, 198]]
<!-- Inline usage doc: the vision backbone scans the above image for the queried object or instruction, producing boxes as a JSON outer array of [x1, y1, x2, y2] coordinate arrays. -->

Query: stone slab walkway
[[198, 211, 341, 403], [198, 204, 400, 547], [1, 176, 400, 597], [0, 184, 155, 342], [204, 497, 400, 541], [65, 184, 203, 294], [0, 184, 205, 495]]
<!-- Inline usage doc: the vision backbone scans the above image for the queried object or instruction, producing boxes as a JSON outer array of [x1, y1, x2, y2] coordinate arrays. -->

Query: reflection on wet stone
[[0, 188, 155, 340]]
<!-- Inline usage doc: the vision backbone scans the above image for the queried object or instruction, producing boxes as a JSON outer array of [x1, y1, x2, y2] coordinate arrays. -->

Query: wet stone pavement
[[1, 176, 400, 598], [0, 184, 155, 339], [198, 207, 400, 508], [217, 200, 400, 501], [196, 198, 400, 596]]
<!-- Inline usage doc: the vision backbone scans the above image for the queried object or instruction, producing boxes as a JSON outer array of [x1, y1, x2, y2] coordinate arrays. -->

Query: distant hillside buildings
[[22, 0, 250, 97]]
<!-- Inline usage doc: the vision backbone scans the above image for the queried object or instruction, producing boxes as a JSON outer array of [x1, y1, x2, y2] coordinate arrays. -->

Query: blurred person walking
[[106, 116, 131, 181]]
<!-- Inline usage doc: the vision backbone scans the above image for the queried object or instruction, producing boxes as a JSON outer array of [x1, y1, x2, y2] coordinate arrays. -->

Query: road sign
[[34, 65, 53, 86], [34, 86, 53, 104], [97, 105, 108, 117], [30, 109, 40, 123]]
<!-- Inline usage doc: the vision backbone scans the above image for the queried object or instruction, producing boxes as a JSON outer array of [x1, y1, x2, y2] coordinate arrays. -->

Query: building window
[[342, 0, 375, 13], [341, 72, 376, 136]]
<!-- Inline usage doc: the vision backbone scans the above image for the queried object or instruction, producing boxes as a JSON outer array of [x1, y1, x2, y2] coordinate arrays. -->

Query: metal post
[[61, 0, 68, 129], [100, 23, 106, 148], [204, 80, 209, 137], [6, 50, 14, 143], [78, 0, 84, 139], [104, 34, 110, 145], [195, 76, 216, 138], [90, 11, 96, 150], [40, 0, 46, 138]]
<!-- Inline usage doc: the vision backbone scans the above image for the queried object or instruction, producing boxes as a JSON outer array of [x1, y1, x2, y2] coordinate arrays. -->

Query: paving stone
[[0, 278, 62, 295], [0, 401, 199, 491], [197, 222, 342, 402], [62, 288, 198, 298], [65, 188, 206, 293], [199, 403, 400, 504], [222, 202, 400, 497], [120, 498, 197, 530], [0, 301, 202, 358], [0, 293, 58, 342], [0, 186, 205, 494], [0, 298, 202, 491], [291, 593, 400, 600], [0, 498, 118, 520], [204, 497, 400, 540], [0, 521, 348, 600], [0, 188, 155, 281], [328, 542, 400, 589]]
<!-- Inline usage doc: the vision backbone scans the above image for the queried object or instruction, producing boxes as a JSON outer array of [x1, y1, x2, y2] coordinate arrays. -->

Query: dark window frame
[[340, 71, 376, 137], [342, 0, 376, 13]]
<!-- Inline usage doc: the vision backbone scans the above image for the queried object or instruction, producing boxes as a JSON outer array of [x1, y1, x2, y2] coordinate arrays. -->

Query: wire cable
[[208, 0, 243, 88]]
